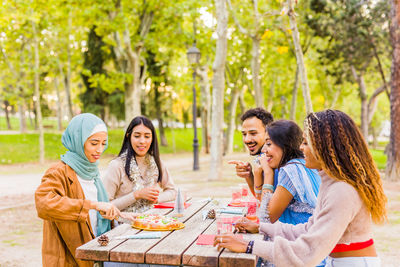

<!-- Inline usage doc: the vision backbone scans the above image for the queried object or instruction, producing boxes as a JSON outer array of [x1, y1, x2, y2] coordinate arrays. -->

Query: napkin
[[153, 202, 191, 209], [196, 234, 244, 245], [196, 234, 215, 245], [114, 232, 162, 240]]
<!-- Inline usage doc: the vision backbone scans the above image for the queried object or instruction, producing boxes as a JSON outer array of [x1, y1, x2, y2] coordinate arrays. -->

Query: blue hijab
[[61, 113, 111, 236]]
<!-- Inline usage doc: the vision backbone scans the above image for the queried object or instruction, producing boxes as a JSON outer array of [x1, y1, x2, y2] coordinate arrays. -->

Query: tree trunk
[[367, 85, 386, 124], [66, 11, 73, 120], [104, 105, 110, 125], [18, 53, 27, 133], [32, 21, 45, 164], [197, 66, 211, 153], [288, 0, 313, 114], [209, 0, 228, 181], [154, 83, 168, 146], [225, 88, 240, 154], [18, 98, 27, 133], [27, 100, 34, 128], [351, 66, 368, 139], [58, 59, 73, 121], [371, 126, 378, 150], [266, 80, 275, 113], [3, 100, 12, 130], [289, 66, 299, 120], [239, 88, 246, 115], [124, 48, 142, 125], [114, 5, 153, 126], [54, 77, 63, 131], [386, 0, 400, 181], [251, 36, 263, 108]]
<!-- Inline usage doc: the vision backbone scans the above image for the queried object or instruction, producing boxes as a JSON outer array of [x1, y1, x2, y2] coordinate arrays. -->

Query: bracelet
[[262, 184, 275, 192], [254, 189, 262, 194], [254, 184, 263, 189], [245, 240, 254, 254]]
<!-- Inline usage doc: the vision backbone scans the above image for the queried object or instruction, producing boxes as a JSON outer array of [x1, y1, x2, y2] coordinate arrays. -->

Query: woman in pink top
[[215, 109, 387, 267]]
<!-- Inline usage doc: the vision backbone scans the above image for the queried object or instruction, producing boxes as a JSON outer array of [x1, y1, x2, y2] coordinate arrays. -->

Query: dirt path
[[0, 153, 399, 266]]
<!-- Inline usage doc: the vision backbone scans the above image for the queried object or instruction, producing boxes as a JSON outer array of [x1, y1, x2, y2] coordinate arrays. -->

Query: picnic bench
[[76, 198, 262, 266]]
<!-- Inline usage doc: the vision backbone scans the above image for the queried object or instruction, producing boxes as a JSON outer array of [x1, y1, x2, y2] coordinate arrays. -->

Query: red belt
[[331, 239, 374, 253]]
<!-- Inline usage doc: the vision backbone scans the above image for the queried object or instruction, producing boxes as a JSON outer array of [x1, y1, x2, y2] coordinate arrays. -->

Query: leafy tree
[[307, 0, 390, 137], [80, 26, 111, 120]]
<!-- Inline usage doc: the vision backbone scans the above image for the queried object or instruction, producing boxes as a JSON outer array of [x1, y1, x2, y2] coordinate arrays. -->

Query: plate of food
[[132, 214, 185, 231]]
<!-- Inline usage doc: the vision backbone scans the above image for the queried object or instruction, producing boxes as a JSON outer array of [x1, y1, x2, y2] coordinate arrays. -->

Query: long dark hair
[[267, 120, 304, 168], [118, 116, 162, 183]]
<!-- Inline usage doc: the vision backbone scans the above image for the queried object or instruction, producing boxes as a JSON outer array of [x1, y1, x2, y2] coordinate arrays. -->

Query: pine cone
[[97, 234, 109, 246], [206, 209, 216, 219]]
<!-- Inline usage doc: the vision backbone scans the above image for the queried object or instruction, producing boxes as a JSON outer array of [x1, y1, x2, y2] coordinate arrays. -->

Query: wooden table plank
[[182, 221, 220, 267], [182, 198, 232, 267], [218, 233, 264, 267], [145, 199, 223, 266], [75, 197, 190, 262], [109, 198, 210, 263], [75, 223, 134, 262]]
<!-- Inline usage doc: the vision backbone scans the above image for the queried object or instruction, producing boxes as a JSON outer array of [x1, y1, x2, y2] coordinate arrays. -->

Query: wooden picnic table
[[76, 198, 262, 266]]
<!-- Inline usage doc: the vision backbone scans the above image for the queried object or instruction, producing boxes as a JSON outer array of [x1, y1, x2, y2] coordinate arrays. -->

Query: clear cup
[[245, 201, 259, 223], [230, 186, 242, 205], [216, 214, 233, 234], [239, 183, 249, 201]]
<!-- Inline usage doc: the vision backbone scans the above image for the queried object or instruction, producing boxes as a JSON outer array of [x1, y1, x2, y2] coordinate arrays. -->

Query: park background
[[0, 0, 399, 266]]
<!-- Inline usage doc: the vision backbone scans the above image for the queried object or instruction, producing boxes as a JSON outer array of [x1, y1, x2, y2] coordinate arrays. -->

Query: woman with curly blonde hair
[[216, 109, 387, 267]]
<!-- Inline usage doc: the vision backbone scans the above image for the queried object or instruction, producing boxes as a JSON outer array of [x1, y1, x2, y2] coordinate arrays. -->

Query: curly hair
[[267, 120, 304, 167], [240, 108, 274, 126], [304, 109, 387, 224]]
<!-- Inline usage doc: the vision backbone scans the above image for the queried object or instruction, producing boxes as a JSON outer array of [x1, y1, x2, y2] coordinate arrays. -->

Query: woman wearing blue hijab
[[35, 113, 123, 267]]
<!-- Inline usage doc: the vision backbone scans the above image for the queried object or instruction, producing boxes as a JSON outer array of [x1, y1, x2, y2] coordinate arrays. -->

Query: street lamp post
[[187, 44, 201, 171]]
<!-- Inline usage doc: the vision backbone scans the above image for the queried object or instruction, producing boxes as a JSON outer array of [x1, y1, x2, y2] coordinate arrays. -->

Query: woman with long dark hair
[[215, 110, 386, 267], [253, 120, 321, 225], [103, 116, 176, 213], [247, 120, 323, 266]]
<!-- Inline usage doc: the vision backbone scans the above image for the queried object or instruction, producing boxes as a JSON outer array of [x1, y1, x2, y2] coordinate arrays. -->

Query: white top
[[77, 176, 98, 235]]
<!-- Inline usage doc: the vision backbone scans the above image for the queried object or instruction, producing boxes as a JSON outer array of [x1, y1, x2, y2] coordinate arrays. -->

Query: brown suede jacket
[[35, 161, 95, 267]]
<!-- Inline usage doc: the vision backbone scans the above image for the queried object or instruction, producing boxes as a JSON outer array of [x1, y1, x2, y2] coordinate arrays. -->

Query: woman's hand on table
[[134, 186, 160, 203], [92, 201, 121, 220], [235, 217, 259, 233], [214, 234, 248, 253]]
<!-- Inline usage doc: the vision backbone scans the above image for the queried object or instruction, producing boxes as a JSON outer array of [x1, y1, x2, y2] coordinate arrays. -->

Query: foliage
[[0, 0, 391, 150]]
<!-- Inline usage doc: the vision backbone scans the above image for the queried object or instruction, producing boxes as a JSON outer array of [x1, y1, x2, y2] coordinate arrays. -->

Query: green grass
[[0, 116, 69, 131], [0, 123, 387, 168], [0, 128, 245, 164], [370, 149, 387, 170]]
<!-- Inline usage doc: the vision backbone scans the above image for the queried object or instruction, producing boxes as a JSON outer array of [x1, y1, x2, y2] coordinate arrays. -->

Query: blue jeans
[[325, 256, 381, 267]]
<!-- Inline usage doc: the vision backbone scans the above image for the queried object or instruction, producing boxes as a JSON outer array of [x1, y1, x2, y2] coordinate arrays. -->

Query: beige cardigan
[[102, 157, 177, 211], [252, 170, 374, 267]]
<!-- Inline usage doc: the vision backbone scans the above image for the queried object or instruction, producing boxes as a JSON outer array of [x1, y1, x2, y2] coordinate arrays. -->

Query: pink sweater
[[252, 170, 373, 267]]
